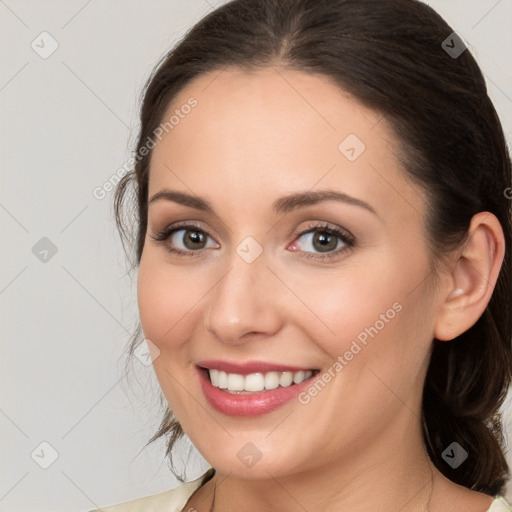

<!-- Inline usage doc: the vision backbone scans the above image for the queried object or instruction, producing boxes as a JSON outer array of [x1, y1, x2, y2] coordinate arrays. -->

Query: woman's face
[[138, 66, 443, 478]]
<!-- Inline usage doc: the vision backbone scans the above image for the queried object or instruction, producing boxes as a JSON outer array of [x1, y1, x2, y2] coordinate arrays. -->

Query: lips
[[195, 360, 321, 416]]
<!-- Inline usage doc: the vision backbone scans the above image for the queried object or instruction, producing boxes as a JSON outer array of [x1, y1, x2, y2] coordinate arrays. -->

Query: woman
[[91, 0, 512, 510]]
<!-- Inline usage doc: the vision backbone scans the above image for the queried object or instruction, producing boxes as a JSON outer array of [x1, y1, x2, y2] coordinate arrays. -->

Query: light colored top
[[89, 468, 512, 512]]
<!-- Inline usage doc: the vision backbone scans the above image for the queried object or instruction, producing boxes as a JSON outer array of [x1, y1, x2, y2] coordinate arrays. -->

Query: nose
[[203, 248, 283, 345]]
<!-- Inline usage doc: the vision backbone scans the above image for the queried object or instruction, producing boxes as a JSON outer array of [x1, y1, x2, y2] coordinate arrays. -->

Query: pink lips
[[195, 360, 319, 417]]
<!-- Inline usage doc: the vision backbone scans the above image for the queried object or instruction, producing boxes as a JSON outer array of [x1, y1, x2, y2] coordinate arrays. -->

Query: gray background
[[1, 1, 511, 511]]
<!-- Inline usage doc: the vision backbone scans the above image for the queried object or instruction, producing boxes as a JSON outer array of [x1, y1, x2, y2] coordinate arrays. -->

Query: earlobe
[[434, 212, 505, 342]]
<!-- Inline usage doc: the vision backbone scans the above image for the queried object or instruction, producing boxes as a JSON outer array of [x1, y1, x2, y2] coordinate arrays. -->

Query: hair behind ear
[[423, 307, 511, 494]]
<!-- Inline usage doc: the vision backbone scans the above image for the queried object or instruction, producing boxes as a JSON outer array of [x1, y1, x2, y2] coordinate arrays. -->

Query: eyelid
[[149, 220, 219, 245], [290, 221, 355, 245]]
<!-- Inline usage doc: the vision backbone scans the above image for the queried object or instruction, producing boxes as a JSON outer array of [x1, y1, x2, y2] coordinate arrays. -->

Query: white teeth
[[227, 373, 244, 391], [244, 372, 265, 392], [279, 371, 294, 387], [264, 371, 280, 390], [293, 370, 305, 384], [218, 370, 228, 389], [207, 369, 314, 393], [210, 368, 220, 387]]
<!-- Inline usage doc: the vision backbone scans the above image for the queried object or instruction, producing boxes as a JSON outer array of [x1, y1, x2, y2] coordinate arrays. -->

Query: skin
[[137, 66, 504, 512]]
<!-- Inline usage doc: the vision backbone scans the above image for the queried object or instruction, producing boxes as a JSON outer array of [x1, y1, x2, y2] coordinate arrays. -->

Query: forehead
[[148, 66, 425, 223]]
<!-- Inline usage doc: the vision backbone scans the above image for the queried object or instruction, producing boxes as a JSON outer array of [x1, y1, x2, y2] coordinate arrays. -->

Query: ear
[[434, 212, 505, 341]]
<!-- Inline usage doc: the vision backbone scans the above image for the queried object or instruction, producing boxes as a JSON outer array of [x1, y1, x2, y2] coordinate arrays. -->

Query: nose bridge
[[204, 242, 281, 343]]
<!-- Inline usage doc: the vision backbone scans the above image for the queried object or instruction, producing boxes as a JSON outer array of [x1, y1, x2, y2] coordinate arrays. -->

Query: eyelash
[[149, 221, 356, 261]]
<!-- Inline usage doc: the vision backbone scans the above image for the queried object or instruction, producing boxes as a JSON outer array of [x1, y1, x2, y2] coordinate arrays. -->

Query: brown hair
[[114, 0, 512, 493]]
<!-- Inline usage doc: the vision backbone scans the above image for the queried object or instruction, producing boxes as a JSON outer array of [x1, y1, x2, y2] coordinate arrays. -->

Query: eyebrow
[[148, 189, 378, 217]]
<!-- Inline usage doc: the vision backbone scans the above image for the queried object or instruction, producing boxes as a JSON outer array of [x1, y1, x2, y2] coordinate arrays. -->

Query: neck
[[209, 421, 435, 512]]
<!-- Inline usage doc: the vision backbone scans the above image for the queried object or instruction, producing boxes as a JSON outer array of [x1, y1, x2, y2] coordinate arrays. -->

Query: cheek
[[281, 260, 405, 353], [137, 253, 198, 350], [136, 256, 199, 412], [285, 250, 433, 374], [289, 274, 433, 445]]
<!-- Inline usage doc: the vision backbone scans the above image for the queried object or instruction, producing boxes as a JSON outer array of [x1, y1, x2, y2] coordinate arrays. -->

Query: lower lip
[[196, 366, 319, 417]]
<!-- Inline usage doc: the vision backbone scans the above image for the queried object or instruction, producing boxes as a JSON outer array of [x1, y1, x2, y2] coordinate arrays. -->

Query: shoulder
[[88, 468, 214, 512], [487, 495, 512, 512]]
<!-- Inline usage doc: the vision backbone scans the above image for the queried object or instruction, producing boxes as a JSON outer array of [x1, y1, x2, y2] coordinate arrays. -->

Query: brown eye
[[292, 223, 356, 262], [311, 231, 339, 253], [180, 229, 208, 250], [150, 222, 219, 256]]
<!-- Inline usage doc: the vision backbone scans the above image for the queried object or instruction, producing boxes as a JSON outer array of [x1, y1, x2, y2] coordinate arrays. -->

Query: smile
[[195, 362, 321, 416]]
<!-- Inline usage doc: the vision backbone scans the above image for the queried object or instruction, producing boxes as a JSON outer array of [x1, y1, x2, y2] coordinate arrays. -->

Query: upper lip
[[196, 359, 319, 375]]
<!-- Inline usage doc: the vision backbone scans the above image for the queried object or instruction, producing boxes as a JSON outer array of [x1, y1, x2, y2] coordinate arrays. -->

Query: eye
[[291, 222, 355, 261], [149, 221, 218, 257]]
